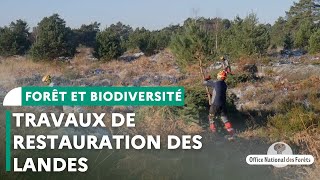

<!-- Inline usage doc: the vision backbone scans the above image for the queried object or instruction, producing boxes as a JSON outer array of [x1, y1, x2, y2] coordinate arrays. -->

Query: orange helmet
[[217, 70, 227, 80]]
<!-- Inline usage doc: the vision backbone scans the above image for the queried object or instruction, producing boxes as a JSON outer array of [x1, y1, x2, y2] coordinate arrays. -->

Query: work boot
[[209, 122, 216, 133], [224, 122, 234, 136], [208, 115, 216, 133]]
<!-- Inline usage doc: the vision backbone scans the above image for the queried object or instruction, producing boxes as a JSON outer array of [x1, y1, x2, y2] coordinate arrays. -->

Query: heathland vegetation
[[0, 1, 320, 179]]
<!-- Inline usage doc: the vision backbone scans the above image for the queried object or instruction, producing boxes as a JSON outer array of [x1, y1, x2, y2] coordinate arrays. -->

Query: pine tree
[[95, 27, 124, 61], [294, 19, 315, 49], [220, 13, 270, 57], [30, 14, 76, 60], [170, 19, 214, 69], [73, 22, 100, 47], [309, 29, 320, 54], [283, 33, 294, 50], [286, 0, 320, 30], [0, 20, 31, 56], [107, 22, 133, 50], [270, 17, 288, 48]]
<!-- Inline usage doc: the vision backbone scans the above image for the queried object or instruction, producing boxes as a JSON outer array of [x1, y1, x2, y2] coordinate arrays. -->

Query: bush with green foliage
[[178, 85, 239, 125], [220, 14, 270, 57], [107, 22, 133, 51], [177, 86, 209, 123], [95, 27, 125, 60], [127, 27, 174, 56], [170, 19, 215, 69], [170, 14, 271, 68], [268, 105, 319, 140], [154, 25, 180, 49], [127, 27, 146, 51], [283, 33, 294, 50], [294, 19, 315, 49], [132, 29, 157, 56], [0, 20, 31, 56], [308, 29, 320, 54], [134, 85, 210, 124], [73, 22, 100, 48], [29, 14, 76, 60], [270, 17, 287, 48]]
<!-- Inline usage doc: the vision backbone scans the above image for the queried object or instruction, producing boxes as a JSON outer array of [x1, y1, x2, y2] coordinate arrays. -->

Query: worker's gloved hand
[[204, 75, 211, 81]]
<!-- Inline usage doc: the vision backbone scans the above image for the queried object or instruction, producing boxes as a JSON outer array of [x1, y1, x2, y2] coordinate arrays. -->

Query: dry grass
[[0, 48, 182, 90], [178, 76, 198, 86], [303, 165, 320, 180], [236, 57, 257, 73], [0, 48, 184, 89], [99, 53, 179, 78], [238, 127, 269, 139], [236, 63, 320, 172], [97, 106, 204, 149], [273, 64, 320, 82], [296, 75, 320, 90], [263, 67, 275, 76], [294, 129, 320, 180], [135, 107, 203, 144], [0, 57, 65, 88], [299, 53, 320, 65], [293, 129, 320, 162]]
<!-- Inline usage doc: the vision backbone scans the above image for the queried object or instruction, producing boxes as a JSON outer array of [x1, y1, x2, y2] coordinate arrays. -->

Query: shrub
[[267, 105, 319, 140], [170, 20, 215, 69], [73, 22, 100, 48], [0, 20, 31, 56], [127, 28, 172, 56], [220, 14, 270, 57], [308, 29, 320, 54], [30, 14, 76, 60], [95, 29, 124, 61], [178, 86, 209, 123], [135, 84, 238, 130], [176, 85, 238, 125], [226, 73, 257, 88], [294, 19, 314, 49], [283, 33, 294, 50]]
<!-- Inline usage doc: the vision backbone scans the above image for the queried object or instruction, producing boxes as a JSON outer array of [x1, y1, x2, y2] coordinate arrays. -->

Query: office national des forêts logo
[[246, 142, 314, 168]]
